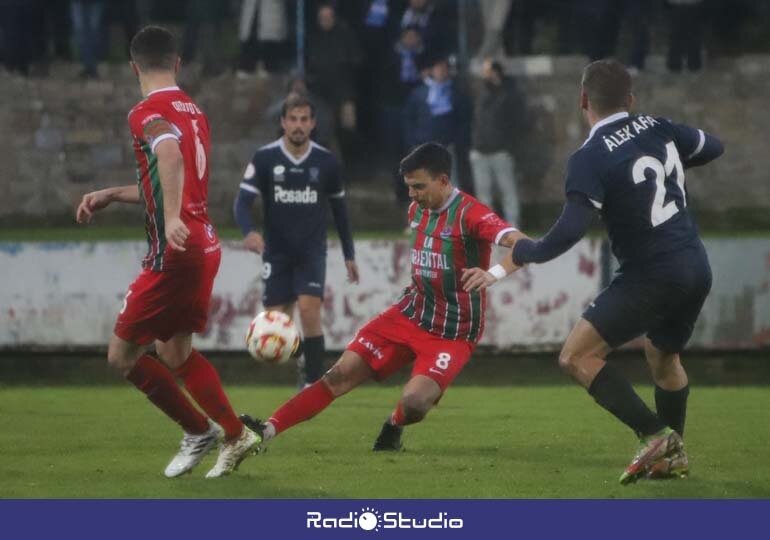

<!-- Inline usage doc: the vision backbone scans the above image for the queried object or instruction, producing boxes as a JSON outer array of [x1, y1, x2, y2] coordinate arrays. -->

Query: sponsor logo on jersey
[[274, 185, 318, 204], [356, 337, 384, 360], [439, 226, 453, 238], [411, 249, 450, 270], [205, 224, 216, 242], [309, 167, 320, 183], [273, 165, 286, 182]]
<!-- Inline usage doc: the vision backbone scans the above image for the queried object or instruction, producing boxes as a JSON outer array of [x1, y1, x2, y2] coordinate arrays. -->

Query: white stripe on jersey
[[239, 182, 260, 194], [328, 190, 345, 198], [686, 129, 706, 160], [589, 198, 603, 209], [150, 132, 180, 154], [494, 227, 518, 245]]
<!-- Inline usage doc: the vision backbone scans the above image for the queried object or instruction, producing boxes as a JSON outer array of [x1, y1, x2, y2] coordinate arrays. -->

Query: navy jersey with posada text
[[239, 138, 344, 255], [565, 112, 709, 268]]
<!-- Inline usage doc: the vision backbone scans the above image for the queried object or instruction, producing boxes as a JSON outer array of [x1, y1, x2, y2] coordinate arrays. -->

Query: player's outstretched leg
[[373, 375, 441, 452], [242, 351, 373, 446]]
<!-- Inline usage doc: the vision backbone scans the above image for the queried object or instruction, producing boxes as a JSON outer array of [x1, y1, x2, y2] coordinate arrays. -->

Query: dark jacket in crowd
[[307, 21, 364, 106], [472, 77, 526, 154], [403, 79, 472, 150]]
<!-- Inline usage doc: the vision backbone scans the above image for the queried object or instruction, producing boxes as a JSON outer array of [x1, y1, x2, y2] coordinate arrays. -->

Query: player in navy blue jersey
[[234, 92, 359, 386], [462, 59, 723, 484]]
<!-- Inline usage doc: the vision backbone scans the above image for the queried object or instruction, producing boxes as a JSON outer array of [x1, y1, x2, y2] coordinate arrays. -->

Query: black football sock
[[588, 363, 666, 439], [654, 384, 689, 437], [302, 335, 325, 384]]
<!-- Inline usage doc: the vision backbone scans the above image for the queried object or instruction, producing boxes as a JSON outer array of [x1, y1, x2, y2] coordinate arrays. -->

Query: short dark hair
[[581, 59, 632, 115], [399, 142, 452, 178], [281, 92, 316, 118], [130, 26, 178, 71]]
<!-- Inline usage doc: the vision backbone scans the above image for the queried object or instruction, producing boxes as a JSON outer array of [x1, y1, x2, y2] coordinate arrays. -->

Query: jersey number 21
[[632, 141, 685, 227]]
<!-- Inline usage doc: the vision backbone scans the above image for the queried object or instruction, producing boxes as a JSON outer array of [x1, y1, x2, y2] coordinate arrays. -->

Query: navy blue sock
[[588, 363, 666, 438], [655, 384, 690, 437], [301, 335, 325, 384]]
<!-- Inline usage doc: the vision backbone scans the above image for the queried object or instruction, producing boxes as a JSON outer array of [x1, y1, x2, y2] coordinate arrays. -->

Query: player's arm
[[155, 137, 188, 252], [513, 192, 595, 265], [233, 160, 265, 254], [462, 196, 595, 292], [460, 210, 524, 291], [75, 184, 140, 224], [329, 192, 358, 283], [671, 122, 724, 168]]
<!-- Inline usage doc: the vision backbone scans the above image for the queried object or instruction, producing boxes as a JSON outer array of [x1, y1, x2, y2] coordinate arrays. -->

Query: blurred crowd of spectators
[[1, 0, 768, 219]]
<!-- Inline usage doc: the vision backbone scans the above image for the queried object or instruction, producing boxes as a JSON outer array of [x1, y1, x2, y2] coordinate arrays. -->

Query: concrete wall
[[1, 56, 768, 230], [2, 238, 769, 351]]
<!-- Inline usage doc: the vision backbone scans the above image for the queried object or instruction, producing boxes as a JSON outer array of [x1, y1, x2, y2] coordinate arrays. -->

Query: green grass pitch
[[1, 384, 768, 498]]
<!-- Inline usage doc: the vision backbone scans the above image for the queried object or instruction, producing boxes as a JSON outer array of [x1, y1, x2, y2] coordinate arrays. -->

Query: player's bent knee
[[322, 365, 353, 397], [557, 349, 580, 375], [106, 349, 135, 374]]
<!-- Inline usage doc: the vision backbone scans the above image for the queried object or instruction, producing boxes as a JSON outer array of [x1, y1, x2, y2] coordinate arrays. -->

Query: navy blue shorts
[[261, 250, 326, 306], [583, 244, 712, 353]]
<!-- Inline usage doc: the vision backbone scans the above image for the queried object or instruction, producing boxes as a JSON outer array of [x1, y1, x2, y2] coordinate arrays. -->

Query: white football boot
[[205, 426, 261, 478], [164, 420, 223, 478]]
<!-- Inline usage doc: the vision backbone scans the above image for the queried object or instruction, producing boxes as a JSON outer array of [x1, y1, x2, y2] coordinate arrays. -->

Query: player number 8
[[435, 352, 451, 370]]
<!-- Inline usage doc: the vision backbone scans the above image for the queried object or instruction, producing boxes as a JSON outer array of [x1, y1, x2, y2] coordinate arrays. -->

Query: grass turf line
[[0, 385, 768, 498]]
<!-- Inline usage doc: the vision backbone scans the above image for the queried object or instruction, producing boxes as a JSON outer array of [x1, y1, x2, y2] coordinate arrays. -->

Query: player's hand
[[460, 267, 499, 292], [345, 260, 360, 284], [165, 216, 189, 252], [244, 231, 264, 254], [75, 189, 112, 224]]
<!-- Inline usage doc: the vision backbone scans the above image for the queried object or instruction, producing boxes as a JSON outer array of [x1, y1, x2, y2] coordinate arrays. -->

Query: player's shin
[[175, 349, 244, 440], [654, 384, 690, 437], [126, 354, 210, 434], [588, 363, 666, 438], [267, 379, 336, 436], [301, 335, 326, 384]]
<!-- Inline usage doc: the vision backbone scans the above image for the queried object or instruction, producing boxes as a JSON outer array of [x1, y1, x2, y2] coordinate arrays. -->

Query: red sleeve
[[464, 201, 517, 245], [128, 104, 179, 154]]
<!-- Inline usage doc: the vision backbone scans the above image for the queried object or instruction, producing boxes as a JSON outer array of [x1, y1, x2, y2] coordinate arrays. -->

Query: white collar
[[279, 138, 313, 166], [432, 188, 460, 214], [146, 85, 180, 97], [583, 111, 629, 146]]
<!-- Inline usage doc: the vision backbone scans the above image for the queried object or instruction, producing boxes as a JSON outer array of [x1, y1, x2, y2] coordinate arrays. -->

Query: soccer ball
[[246, 310, 300, 364]]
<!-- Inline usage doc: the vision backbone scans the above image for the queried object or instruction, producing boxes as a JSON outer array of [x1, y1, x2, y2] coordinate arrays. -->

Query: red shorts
[[346, 306, 475, 391], [114, 250, 221, 345]]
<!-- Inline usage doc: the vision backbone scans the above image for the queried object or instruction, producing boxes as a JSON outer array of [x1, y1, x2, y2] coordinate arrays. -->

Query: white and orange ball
[[246, 310, 300, 364]]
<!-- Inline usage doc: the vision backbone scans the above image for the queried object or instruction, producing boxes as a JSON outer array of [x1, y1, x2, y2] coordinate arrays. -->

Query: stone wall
[[1, 56, 767, 231]]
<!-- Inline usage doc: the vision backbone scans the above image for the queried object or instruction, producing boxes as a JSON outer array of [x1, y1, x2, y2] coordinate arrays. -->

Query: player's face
[[281, 106, 316, 146], [404, 168, 448, 210]]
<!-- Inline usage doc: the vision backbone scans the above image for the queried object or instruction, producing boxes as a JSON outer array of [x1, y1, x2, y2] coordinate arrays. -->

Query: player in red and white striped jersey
[[240, 143, 525, 451], [75, 26, 258, 478]]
